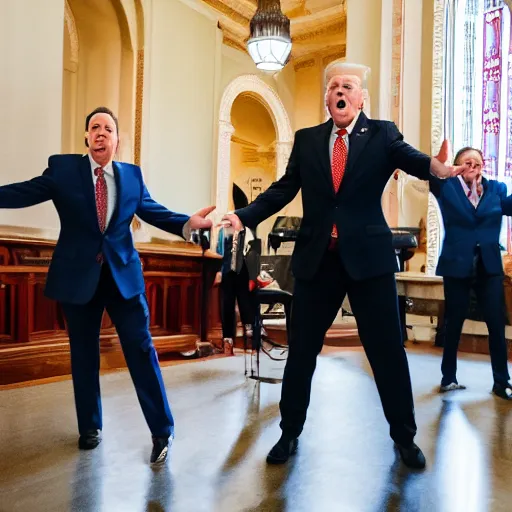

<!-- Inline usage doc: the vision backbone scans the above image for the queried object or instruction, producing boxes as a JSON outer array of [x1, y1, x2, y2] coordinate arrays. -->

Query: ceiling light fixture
[[247, 0, 292, 72]]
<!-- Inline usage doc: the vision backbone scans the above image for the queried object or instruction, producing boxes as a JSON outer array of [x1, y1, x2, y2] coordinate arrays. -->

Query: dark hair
[[84, 107, 119, 147], [454, 146, 484, 165]]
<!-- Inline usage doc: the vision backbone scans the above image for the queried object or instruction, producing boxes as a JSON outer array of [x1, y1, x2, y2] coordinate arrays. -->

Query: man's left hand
[[430, 139, 464, 178], [183, 205, 215, 240]]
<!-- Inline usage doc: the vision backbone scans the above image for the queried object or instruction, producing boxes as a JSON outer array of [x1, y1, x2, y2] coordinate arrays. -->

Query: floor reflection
[[70, 448, 105, 512], [434, 400, 489, 512], [144, 464, 173, 512], [1, 347, 511, 511]]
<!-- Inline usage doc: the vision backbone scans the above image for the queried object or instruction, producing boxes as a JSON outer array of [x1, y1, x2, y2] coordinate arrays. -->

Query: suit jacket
[[0, 154, 189, 304], [430, 176, 512, 278], [235, 114, 432, 281]]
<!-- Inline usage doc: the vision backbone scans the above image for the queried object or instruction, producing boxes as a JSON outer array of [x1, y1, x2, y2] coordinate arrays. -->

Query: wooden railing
[[0, 237, 222, 385]]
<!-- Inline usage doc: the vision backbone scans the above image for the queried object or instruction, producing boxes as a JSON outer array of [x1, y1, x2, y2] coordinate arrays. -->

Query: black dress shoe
[[266, 436, 298, 464], [78, 429, 101, 450], [492, 382, 512, 400], [395, 442, 426, 470], [150, 436, 171, 465]]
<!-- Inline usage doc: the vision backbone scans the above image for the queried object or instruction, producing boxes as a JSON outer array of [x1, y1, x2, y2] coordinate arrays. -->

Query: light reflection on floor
[[0, 346, 510, 512]]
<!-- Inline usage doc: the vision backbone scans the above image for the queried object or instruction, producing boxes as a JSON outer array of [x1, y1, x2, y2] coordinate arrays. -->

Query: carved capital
[[275, 141, 293, 179]]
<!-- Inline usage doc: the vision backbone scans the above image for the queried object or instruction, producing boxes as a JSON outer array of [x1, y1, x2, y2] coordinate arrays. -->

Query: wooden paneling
[[0, 237, 222, 385]]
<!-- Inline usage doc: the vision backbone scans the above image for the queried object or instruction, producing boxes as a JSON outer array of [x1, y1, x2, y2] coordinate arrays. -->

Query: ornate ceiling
[[201, 0, 346, 66]]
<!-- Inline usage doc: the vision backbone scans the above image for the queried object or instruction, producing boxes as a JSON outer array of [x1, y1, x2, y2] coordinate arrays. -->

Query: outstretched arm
[[0, 169, 54, 208], [387, 124, 462, 183], [222, 131, 302, 231], [386, 123, 432, 181], [136, 184, 191, 237], [136, 177, 214, 239], [498, 182, 512, 216]]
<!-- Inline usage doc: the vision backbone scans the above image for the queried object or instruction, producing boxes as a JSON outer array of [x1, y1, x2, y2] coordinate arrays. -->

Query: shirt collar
[[457, 175, 469, 193], [458, 175, 482, 198], [331, 111, 361, 137], [88, 153, 114, 175]]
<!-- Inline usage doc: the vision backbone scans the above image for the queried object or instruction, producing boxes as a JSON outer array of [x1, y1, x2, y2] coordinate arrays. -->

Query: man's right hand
[[220, 212, 243, 231]]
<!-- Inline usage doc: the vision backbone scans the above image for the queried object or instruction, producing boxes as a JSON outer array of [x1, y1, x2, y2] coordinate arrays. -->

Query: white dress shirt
[[88, 154, 117, 229], [329, 111, 361, 165]]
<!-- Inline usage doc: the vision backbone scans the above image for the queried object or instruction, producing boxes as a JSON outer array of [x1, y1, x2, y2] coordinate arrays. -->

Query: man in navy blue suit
[[222, 63, 462, 470], [0, 107, 213, 465]]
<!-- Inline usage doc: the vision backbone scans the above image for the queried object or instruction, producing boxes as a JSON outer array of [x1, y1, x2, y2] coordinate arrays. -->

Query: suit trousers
[[220, 263, 255, 338], [280, 249, 417, 446], [441, 253, 510, 387], [61, 263, 174, 438]]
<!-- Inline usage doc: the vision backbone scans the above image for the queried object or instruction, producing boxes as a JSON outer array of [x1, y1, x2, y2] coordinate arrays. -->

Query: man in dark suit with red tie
[[0, 107, 213, 465], [222, 63, 461, 469]]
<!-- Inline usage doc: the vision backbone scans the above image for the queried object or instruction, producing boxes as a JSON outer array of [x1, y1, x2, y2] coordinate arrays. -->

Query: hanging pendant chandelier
[[247, 0, 292, 72]]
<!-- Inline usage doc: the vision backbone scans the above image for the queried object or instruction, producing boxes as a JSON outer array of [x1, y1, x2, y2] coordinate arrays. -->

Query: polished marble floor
[[0, 346, 511, 512]]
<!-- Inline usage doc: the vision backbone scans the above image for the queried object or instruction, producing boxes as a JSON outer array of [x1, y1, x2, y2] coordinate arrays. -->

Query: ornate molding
[[431, 0, 446, 156], [202, 0, 250, 26], [134, 48, 144, 166], [215, 1, 346, 62], [292, 44, 346, 70], [426, 192, 444, 275], [427, 0, 448, 272], [292, 20, 344, 42], [223, 35, 247, 53], [322, 48, 345, 66], [294, 57, 316, 71], [275, 141, 293, 179], [391, 0, 404, 129], [64, 0, 79, 70]]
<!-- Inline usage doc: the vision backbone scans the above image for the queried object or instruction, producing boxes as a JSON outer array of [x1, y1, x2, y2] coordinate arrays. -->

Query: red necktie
[[94, 167, 108, 233], [331, 129, 348, 242]]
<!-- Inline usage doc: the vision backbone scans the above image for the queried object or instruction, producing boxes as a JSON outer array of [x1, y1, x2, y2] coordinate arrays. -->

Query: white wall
[[402, 0, 424, 148], [0, 0, 64, 237], [141, 0, 219, 226]]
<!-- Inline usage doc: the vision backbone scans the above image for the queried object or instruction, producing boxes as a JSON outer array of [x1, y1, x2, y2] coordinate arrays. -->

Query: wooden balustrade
[[0, 237, 222, 385]]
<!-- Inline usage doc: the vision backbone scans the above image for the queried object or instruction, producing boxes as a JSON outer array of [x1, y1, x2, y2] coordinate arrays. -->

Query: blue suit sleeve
[[0, 168, 54, 208], [428, 175, 446, 198], [136, 183, 190, 238], [498, 181, 512, 216]]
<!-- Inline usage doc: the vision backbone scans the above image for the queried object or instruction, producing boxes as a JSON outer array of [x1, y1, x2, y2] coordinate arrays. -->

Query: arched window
[[444, 0, 512, 251]]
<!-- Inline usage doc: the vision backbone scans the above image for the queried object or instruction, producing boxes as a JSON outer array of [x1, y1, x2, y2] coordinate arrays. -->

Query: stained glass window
[[444, 0, 512, 251]]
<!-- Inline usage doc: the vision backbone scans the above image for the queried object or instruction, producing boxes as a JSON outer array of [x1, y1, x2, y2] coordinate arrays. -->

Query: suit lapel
[[337, 113, 376, 193], [453, 177, 478, 216], [79, 155, 101, 233], [344, 113, 372, 178], [313, 118, 335, 196], [475, 178, 490, 213], [106, 162, 122, 232]]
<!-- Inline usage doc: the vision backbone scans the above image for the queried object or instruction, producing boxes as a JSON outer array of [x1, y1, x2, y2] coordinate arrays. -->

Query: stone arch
[[215, 75, 293, 220]]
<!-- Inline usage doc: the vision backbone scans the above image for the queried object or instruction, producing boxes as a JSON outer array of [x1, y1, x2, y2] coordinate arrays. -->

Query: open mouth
[[337, 99, 346, 109]]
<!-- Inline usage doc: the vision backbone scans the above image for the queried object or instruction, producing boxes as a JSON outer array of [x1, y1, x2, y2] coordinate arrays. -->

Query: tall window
[[444, 0, 512, 251]]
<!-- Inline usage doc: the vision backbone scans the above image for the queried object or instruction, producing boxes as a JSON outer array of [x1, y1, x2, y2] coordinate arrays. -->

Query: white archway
[[215, 75, 293, 221]]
